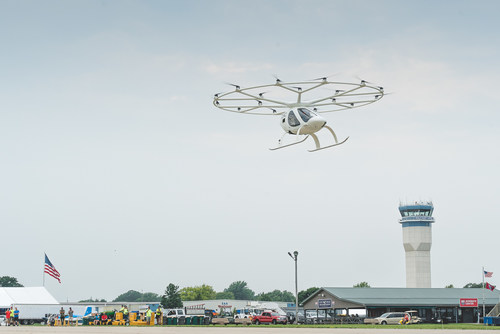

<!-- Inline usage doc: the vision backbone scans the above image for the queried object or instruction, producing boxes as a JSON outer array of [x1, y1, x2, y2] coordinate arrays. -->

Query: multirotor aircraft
[[213, 77, 384, 152]]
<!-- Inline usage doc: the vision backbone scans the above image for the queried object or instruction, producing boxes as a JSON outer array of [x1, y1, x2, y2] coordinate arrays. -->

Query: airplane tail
[[84, 306, 92, 316]]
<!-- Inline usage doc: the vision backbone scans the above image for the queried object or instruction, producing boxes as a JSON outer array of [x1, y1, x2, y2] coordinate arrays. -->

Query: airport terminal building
[[303, 287, 500, 323]]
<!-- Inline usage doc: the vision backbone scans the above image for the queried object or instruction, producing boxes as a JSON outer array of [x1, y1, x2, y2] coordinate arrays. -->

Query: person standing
[[145, 306, 153, 324], [6, 308, 11, 326], [155, 306, 162, 325], [123, 306, 129, 323], [68, 308, 74, 325], [13, 307, 19, 326], [59, 307, 65, 326]]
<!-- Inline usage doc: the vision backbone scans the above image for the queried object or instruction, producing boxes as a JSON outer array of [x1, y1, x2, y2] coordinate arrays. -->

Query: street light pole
[[288, 251, 299, 324]]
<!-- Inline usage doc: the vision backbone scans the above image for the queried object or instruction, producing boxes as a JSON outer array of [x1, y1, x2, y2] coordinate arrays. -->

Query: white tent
[[0, 287, 58, 307]]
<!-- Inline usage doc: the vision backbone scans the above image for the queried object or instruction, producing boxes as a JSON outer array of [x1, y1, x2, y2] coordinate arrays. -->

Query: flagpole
[[43, 253, 45, 287], [482, 266, 485, 322]]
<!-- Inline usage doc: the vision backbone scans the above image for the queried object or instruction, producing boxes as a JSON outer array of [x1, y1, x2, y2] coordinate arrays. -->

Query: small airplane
[[213, 77, 384, 152]]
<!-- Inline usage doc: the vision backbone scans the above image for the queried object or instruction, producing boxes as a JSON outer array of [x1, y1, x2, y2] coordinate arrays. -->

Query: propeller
[[273, 74, 282, 84], [214, 92, 223, 98], [310, 73, 340, 81], [355, 76, 374, 85], [257, 100, 262, 106], [291, 86, 302, 92], [225, 82, 240, 90], [258, 91, 269, 98]]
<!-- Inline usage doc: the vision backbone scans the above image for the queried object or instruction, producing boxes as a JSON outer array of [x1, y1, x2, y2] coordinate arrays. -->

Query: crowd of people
[[47, 307, 74, 326], [4, 307, 20, 326], [3, 305, 164, 326]]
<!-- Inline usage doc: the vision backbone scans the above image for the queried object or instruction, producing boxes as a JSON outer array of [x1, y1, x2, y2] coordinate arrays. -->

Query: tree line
[[79, 281, 319, 305], [1, 275, 488, 305]]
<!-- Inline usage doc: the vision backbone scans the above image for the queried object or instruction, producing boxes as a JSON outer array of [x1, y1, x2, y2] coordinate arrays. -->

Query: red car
[[252, 311, 287, 325]]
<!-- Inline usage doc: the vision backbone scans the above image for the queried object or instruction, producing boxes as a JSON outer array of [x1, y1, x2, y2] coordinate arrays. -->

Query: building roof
[[0, 287, 59, 307], [304, 287, 500, 307]]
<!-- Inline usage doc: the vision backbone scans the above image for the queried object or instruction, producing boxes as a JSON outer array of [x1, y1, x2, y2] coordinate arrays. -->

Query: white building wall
[[402, 226, 432, 288]]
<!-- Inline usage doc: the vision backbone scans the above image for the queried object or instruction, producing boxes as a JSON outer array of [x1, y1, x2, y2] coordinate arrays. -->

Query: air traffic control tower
[[399, 201, 435, 288]]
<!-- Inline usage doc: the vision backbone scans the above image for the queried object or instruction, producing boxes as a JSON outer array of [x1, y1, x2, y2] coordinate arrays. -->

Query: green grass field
[[200, 323, 500, 330], [275, 323, 500, 330]]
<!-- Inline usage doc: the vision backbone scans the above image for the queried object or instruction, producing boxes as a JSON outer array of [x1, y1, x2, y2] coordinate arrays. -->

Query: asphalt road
[[1, 327, 500, 334]]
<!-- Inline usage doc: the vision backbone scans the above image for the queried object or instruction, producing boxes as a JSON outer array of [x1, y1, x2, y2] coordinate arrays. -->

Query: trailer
[[13, 304, 95, 325]]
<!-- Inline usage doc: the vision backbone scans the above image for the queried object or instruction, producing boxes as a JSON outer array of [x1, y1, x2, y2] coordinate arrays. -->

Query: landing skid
[[308, 136, 349, 152], [308, 125, 348, 152], [269, 126, 348, 152], [269, 135, 309, 151]]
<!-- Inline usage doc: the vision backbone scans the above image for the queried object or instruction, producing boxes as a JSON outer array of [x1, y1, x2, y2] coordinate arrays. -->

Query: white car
[[0, 315, 6, 326], [374, 312, 405, 325]]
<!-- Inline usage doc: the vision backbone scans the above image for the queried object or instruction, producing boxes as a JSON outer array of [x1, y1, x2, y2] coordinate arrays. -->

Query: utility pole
[[288, 251, 299, 323]]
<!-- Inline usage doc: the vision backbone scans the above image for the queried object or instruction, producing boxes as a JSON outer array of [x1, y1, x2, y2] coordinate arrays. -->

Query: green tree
[[79, 298, 107, 302], [0, 276, 23, 287], [180, 284, 216, 301], [141, 292, 161, 302], [353, 282, 371, 288], [113, 290, 142, 302], [112, 290, 160, 302], [161, 283, 183, 308], [463, 283, 483, 288], [256, 290, 294, 302], [445, 284, 454, 288], [215, 291, 234, 299], [298, 287, 319, 304], [224, 281, 255, 300]]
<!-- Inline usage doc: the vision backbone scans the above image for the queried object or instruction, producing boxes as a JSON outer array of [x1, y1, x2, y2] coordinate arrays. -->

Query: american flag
[[44, 254, 61, 283], [486, 282, 496, 291], [484, 270, 493, 278]]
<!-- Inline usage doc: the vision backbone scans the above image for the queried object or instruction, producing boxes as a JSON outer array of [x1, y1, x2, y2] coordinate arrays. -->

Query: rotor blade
[[224, 82, 241, 90], [310, 73, 340, 81], [355, 76, 374, 85]]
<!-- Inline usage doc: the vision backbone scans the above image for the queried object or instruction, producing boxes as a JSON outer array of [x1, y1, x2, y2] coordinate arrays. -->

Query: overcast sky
[[1, 0, 499, 302]]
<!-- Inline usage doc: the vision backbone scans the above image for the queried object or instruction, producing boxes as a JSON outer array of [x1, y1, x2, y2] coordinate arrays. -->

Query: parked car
[[374, 312, 405, 325], [0, 315, 6, 326], [305, 310, 333, 324], [252, 310, 287, 325], [286, 311, 306, 324], [165, 308, 186, 325], [286, 312, 296, 324]]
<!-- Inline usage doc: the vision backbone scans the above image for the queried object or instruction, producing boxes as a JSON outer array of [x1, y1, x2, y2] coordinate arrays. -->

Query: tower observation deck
[[399, 201, 435, 288]]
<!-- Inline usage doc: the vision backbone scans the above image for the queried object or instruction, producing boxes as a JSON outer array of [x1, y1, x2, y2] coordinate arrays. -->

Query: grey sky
[[1, 0, 499, 302]]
